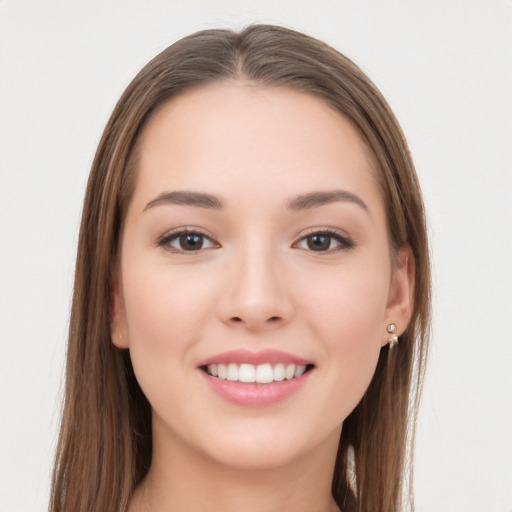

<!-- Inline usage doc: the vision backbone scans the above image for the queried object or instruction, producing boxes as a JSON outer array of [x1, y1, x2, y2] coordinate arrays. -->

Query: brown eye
[[177, 233, 205, 251], [158, 230, 217, 253], [306, 234, 332, 251], [295, 231, 355, 253]]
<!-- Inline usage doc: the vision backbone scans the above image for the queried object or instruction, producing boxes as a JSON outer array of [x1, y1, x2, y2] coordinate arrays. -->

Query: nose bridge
[[220, 235, 293, 329]]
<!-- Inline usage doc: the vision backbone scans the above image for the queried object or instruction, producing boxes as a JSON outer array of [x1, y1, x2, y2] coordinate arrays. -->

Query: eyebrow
[[143, 189, 367, 213], [287, 190, 368, 211], [144, 191, 224, 211]]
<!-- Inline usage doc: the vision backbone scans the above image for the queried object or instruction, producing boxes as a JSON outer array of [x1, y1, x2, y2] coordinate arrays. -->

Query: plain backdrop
[[0, 1, 511, 511]]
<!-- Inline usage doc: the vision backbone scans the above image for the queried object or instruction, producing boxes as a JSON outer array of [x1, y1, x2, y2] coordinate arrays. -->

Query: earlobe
[[382, 245, 415, 346], [110, 275, 129, 349]]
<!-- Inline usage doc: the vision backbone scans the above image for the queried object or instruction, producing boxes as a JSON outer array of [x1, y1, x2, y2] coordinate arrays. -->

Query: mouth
[[200, 362, 315, 384], [196, 349, 315, 405]]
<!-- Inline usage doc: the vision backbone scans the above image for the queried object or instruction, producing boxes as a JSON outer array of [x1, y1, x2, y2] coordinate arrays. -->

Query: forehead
[[131, 82, 383, 216]]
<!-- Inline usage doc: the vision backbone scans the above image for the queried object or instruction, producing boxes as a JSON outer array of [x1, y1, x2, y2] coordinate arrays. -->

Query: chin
[[193, 420, 341, 472], [203, 439, 310, 471]]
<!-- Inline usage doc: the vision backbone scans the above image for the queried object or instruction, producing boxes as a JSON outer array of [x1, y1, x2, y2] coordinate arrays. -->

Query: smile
[[204, 363, 312, 383], [197, 349, 315, 406]]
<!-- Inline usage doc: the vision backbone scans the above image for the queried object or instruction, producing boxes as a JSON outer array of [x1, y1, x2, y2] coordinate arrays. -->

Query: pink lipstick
[[197, 349, 314, 406]]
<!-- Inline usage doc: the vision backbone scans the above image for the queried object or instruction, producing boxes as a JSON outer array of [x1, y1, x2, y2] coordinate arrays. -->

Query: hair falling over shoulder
[[49, 24, 431, 512]]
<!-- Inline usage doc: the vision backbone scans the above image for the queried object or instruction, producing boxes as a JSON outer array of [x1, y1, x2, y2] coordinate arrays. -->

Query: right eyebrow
[[143, 191, 224, 211]]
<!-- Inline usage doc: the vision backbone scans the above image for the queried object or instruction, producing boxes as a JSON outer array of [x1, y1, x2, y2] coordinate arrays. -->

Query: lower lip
[[200, 370, 312, 406]]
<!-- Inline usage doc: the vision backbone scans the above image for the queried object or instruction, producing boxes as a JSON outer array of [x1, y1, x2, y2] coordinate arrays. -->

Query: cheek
[[296, 261, 389, 410], [120, 260, 216, 376], [299, 258, 389, 338]]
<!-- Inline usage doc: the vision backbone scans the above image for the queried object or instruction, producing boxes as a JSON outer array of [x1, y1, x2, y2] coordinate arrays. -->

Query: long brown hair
[[50, 25, 431, 512]]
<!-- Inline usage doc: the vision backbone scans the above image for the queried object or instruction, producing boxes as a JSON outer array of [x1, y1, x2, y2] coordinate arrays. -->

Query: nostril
[[230, 316, 281, 324]]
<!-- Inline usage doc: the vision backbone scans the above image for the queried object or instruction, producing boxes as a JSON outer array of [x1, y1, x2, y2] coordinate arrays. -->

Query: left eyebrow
[[287, 190, 368, 212]]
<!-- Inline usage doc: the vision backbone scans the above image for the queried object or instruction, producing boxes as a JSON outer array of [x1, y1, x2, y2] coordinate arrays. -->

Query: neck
[[129, 419, 342, 512]]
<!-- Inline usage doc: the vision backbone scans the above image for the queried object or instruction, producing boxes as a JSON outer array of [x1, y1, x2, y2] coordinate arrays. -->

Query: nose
[[217, 245, 294, 332]]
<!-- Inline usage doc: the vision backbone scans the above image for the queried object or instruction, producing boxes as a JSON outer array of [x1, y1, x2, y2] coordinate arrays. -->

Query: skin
[[111, 82, 414, 512]]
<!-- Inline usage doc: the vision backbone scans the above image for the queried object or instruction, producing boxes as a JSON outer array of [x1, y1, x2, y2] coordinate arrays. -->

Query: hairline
[[120, 78, 387, 224]]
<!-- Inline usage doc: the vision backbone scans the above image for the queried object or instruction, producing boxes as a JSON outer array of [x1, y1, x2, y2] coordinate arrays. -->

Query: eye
[[158, 229, 218, 253], [295, 230, 354, 252]]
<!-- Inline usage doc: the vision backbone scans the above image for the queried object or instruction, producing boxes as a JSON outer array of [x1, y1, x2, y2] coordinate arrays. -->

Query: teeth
[[256, 363, 273, 383], [239, 363, 255, 383], [217, 364, 227, 379], [273, 363, 285, 382], [294, 365, 306, 378], [206, 363, 310, 383], [227, 363, 239, 381], [284, 364, 295, 380]]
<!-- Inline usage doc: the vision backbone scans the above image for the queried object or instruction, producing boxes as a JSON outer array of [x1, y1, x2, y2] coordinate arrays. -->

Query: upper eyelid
[[156, 226, 353, 248], [293, 227, 355, 251], [156, 228, 220, 252], [294, 226, 351, 240], [157, 226, 217, 241]]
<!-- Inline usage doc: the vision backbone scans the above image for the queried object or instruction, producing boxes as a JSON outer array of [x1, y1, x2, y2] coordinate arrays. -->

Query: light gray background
[[1, 1, 511, 511]]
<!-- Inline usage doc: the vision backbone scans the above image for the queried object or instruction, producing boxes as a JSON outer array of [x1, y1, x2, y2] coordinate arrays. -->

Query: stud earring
[[387, 323, 398, 349]]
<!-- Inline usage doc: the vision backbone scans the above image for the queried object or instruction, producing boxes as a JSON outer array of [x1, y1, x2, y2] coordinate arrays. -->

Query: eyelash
[[293, 228, 355, 253], [156, 227, 355, 254], [157, 228, 219, 253]]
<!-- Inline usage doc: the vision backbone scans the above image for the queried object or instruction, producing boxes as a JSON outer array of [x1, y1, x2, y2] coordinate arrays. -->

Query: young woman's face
[[113, 83, 412, 470]]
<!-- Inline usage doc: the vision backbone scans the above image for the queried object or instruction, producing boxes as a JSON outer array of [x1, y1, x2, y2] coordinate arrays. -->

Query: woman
[[50, 24, 430, 512]]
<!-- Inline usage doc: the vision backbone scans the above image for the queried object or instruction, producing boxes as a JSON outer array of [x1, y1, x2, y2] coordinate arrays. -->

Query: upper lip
[[197, 349, 313, 367]]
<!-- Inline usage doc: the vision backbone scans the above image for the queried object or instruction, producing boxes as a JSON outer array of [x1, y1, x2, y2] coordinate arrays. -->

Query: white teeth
[[206, 362, 311, 383], [217, 364, 227, 379], [239, 363, 256, 383], [256, 363, 273, 384], [227, 363, 239, 381], [294, 365, 306, 378], [284, 364, 295, 380], [273, 363, 285, 382]]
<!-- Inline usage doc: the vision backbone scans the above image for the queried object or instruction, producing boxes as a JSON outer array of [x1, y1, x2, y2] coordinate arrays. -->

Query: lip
[[197, 349, 312, 367], [199, 369, 312, 406], [197, 349, 314, 407]]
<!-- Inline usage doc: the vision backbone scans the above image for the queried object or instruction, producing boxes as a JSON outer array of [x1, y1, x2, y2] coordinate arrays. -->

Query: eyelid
[[155, 226, 354, 254], [156, 227, 220, 253], [293, 227, 355, 252]]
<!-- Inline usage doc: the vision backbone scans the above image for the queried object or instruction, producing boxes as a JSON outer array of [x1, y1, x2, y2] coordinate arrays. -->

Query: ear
[[382, 245, 415, 346], [110, 274, 129, 349]]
